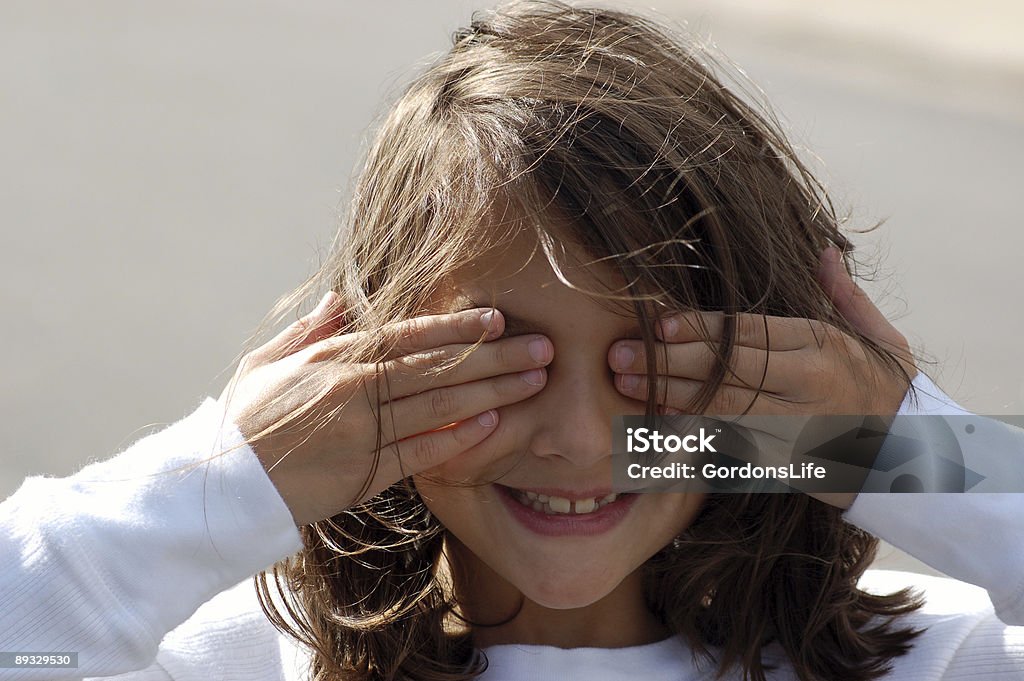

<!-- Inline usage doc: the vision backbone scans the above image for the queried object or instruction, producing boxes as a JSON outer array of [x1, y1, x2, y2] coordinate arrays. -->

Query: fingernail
[[311, 291, 336, 317], [612, 344, 635, 370], [478, 409, 498, 427], [659, 317, 679, 339], [619, 374, 641, 392], [520, 368, 546, 386], [528, 336, 551, 363], [823, 246, 841, 267], [480, 309, 500, 333]]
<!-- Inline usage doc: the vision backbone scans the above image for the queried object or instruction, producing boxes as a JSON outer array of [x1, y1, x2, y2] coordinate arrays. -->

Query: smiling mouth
[[502, 486, 627, 515]]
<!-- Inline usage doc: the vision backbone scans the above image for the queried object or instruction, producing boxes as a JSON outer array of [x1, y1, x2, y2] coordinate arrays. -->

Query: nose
[[524, 354, 625, 469]]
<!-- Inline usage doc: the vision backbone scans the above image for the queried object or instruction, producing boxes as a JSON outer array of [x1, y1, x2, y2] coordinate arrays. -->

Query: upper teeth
[[515, 489, 619, 515]]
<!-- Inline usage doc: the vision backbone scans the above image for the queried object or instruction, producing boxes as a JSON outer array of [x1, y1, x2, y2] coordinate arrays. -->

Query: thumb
[[817, 246, 914, 369], [247, 291, 344, 366]]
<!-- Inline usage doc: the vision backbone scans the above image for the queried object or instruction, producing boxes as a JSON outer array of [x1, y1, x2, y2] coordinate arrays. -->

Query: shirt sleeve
[[844, 372, 1024, 625], [0, 397, 304, 680], [855, 570, 1024, 679]]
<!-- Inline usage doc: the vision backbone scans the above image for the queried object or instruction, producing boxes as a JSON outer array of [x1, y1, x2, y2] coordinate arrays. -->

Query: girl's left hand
[[607, 246, 918, 420], [606, 247, 918, 508]]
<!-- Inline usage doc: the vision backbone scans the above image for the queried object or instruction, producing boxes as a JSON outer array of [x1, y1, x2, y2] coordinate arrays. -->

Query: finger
[[375, 368, 547, 443], [381, 334, 552, 401], [816, 247, 890, 341], [310, 307, 504, 363], [608, 340, 797, 393], [816, 247, 916, 366], [656, 310, 822, 352], [372, 409, 502, 484], [614, 373, 798, 416], [247, 291, 343, 366]]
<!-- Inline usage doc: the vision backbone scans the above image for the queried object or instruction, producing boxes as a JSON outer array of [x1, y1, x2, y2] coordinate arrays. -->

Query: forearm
[[843, 372, 1024, 624], [0, 398, 303, 679]]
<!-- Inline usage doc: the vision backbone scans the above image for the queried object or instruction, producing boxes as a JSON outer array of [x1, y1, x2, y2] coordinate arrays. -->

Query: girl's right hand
[[218, 292, 552, 526]]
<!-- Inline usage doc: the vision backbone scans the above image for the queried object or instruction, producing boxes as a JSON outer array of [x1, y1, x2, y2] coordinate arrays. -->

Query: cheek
[[412, 473, 485, 521], [415, 399, 543, 484], [659, 492, 708, 538]]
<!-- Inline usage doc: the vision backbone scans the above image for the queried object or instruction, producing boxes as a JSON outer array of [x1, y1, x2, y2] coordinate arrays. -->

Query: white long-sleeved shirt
[[1, 372, 1023, 680]]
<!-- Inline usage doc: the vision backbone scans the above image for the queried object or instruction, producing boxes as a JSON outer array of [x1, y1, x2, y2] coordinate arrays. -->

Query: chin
[[521, 584, 617, 610], [509, 560, 627, 610]]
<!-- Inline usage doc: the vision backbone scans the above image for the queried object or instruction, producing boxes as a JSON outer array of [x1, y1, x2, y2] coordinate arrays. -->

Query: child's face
[[414, 227, 706, 618]]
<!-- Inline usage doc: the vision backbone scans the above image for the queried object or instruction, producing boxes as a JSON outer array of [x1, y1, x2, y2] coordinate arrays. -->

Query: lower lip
[[495, 485, 639, 537]]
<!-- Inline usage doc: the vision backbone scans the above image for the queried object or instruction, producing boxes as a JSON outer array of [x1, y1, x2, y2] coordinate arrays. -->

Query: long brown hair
[[249, 2, 926, 679]]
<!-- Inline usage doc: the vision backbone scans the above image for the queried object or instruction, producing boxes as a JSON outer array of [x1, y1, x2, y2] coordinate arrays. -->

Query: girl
[[3, 2, 1022, 680]]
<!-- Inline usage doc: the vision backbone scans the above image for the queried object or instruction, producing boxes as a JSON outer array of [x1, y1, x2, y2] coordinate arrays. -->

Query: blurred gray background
[[2, 1, 1022, 574]]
